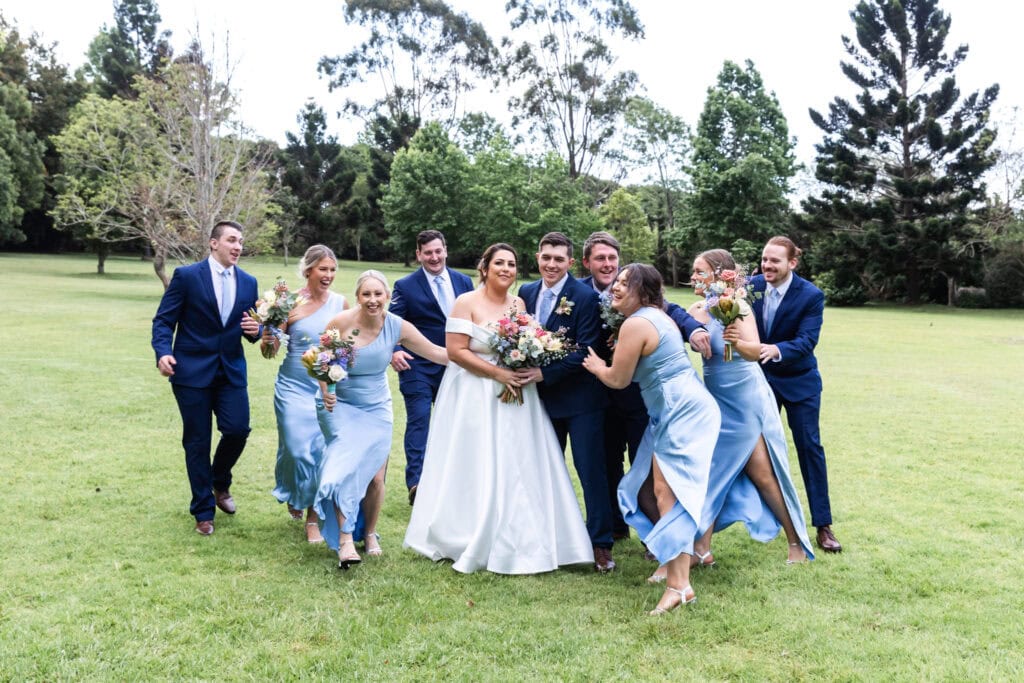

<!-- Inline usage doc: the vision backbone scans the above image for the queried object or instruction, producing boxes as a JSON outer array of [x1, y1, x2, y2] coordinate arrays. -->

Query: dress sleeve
[[445, 317, 474, 336]]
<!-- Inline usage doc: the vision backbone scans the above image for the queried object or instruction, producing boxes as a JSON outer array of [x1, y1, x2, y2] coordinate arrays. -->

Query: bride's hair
[[621, 264, 664, 309], [477, 243, 517, 283], [355, 269, 389, 295], [696, 248, 736, 274], [298, 244, 337, 279]]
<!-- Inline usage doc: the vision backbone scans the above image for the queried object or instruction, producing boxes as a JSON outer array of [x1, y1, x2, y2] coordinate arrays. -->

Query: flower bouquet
[[701, 267, 756, 361], [300, 328, 359, 395], [249, 278, 308, 356], [598, 291, 626, 350], [488, 309, 576, 405]]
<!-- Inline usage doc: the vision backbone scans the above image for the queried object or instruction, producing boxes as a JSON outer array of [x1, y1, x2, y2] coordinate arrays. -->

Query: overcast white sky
[[5, 0, 1021, 181]]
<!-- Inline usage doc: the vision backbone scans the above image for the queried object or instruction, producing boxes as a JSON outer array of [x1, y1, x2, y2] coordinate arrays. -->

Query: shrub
[[814, 270, 868, 306], [955, 286, 990, 309]]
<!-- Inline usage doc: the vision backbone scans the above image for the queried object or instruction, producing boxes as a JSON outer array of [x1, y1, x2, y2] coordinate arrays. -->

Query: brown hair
[[477, 243, 517, 283], [697, 248, 736, 274], [766, 235, 803, 261], [298, 244, 337, 279], [210, 220, 243, 241], [621, 264, 664, 309], [538, 231, 574, 258], [416, 230, 446, 249], [583, 231, 620, 260]]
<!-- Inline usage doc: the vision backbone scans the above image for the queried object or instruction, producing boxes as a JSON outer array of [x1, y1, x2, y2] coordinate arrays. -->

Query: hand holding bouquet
[[701, 267, 756, 361], [488, 309, 576, 404], [249, 278, 308, 356], [300, 328, 359, 407]]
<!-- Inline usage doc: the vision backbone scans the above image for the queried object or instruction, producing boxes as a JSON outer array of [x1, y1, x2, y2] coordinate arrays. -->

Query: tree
[[501, 0, 644, 179], [801, 0, 999, 304], [687, 59, 798, 257], [0, 81, 45, 244], [81, 0, 172, 99], [600, 188, 655, 264], [318, 0, 495, 129]]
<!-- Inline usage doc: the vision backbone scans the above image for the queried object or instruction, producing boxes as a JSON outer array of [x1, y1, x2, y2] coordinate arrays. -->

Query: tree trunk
[[282, 240, 289, 267], [153, 249, 170, 289], [947, 275, 956, 307], [96, 243, 108, 275], [670, 249, 679, 287]]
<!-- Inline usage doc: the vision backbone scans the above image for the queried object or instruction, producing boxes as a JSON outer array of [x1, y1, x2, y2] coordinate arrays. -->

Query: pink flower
[[720, 269, 737, 282]]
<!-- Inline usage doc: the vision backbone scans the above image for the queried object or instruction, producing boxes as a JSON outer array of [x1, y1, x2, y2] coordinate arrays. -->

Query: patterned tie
[[764, 287, 780, 335], [433, 274, 451, 316], [219, 269, 234, 326], [538, 289, 556, 324]]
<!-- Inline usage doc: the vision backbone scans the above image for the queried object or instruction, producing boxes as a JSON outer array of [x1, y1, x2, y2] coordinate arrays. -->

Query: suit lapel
[[415, 268, 445, 316], [198, 261, 223, 325]]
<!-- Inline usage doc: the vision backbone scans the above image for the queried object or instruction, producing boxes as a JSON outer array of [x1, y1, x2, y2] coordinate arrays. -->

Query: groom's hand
[[390, 350, 413, 371], [157, 354, 176, 377], [514, 367, 543, 385], [689, 329, 712, 359]]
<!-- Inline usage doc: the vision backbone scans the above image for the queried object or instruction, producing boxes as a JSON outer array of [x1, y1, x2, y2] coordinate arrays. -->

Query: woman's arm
[[582, 316, 654, 389], [399, 320, 448, 366], [722, 305, 760, 362]]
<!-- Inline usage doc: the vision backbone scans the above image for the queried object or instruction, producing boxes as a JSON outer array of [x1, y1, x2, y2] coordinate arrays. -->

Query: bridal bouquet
[[598, 291, 626, 350], [250, 278, 308, 356], [701, 267, 756, 361], [489, 309, 576, 405], [301, 328, 359, 395]]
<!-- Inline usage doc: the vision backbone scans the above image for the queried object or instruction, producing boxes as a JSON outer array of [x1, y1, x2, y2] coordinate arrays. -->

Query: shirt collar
[[768, 273, 793, 298], [423, 267, 447, 283], [208, 256, 233, 277], [541, 273, 569, 299]]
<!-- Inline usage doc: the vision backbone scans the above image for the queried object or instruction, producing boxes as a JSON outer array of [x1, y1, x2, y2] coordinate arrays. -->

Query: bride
[[404, 243, 594, 574]]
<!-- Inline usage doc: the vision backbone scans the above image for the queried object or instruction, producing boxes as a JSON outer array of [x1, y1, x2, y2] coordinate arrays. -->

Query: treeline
[[1, 0, 1021, 305]]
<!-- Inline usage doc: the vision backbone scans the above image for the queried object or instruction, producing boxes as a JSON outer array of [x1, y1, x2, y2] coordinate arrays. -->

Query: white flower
[[256, 301, 271, 318], [327, 364, 347, 382]]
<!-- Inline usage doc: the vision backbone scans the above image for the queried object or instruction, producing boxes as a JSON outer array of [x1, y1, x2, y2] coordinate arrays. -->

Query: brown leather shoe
[[816, 525, 842, 553], [408, 484, 418, 506], [214, 489, 236, 515], [195, 520, 214, 536], [594, 546, 617, 573]]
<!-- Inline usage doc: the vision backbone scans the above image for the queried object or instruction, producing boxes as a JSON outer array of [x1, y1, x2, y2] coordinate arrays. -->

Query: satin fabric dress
[[314, 312, 401, 550], [404, 317, 594, 574], [617, 307, 721, 564], [697, 318, 815, 559], [270, 293, 346, 512]]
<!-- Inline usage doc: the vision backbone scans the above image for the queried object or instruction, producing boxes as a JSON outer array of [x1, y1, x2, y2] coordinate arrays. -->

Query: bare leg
[[305, 506, 323, 543], [361, 462, 387, 543], [745, 436, 806, 563], [649, 456, 695, 612]]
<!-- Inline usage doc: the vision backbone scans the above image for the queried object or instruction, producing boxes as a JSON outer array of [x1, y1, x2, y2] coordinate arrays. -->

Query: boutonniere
[[555, 296, 574, 316]]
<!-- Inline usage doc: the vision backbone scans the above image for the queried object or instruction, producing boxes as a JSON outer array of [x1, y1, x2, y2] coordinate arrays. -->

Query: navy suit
[[389, 267, 475, 488], [520, 273, 612, 548], [152, 260, 259, 522], [581, 275, 706, 536], [750, 272, 833, 527]]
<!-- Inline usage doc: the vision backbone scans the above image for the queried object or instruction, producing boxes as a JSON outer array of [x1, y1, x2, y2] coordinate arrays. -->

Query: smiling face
[[582, 242, 620, 290], [356, 277, 390, 316], [483, 249, 517, 290], [690, 256, 713, 295], [610, 268, 639, 314], [761, 243, 797, 286], [416, 238, 448, 276], [209, 226, 243, 268], [305, 257, 337, 294], [536, 244, 574, 288]]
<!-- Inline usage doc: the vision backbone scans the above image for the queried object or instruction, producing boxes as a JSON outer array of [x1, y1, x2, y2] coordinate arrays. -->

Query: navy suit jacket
[[151, 260, 259, 388], [519, 273, 607, 418], [389, 266, 475, 387], [751, 272, 824, 403]]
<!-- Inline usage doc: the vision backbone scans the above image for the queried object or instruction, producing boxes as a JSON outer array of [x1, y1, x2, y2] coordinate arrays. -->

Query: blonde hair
[[298, 244, 337, 279], [355, 269, 389, 295]]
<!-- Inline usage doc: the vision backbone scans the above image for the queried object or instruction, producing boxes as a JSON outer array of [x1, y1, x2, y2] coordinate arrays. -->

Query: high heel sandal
[[691, 549, 715, 569], [646, 565, 667, 584], [648, 585, 697, 615], [365, 532, 382, 557], [786, 542, 808, 565], [337, 540, 362, 570], [287, 505, 303, 521], [305, 521, 324, 544]]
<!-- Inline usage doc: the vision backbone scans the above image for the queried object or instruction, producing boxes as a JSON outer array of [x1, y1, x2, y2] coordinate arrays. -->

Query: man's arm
[[666, 301, 711, 359], [539, 289, 601, 386], [763, 290, 824, 366]]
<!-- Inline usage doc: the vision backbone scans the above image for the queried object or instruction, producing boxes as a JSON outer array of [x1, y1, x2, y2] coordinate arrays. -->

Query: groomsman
[[390, 230, 474, 504], [579, 232, 711, 540], [518, 232, 616, 572], [151, 221, 261, 535], [751, 235, 842, 552]]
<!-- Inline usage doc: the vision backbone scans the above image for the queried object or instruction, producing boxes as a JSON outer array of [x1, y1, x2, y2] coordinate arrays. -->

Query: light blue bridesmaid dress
[[618, 307, 721, 564], [314, 312, 401, 550], [698, 318, 815, 559], [270, 292, 346, 512]]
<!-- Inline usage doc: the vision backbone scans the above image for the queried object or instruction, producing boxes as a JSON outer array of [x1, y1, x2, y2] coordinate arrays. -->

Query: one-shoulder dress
[[314, 312, 400, 550], [271, 292, 346, 512], [404, 317, 594, 574], [697, 318, 815, 558], [617, 307, 721, 564]]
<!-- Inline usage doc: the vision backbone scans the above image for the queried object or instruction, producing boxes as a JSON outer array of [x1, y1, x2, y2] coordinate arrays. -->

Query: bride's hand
[[493, 366, 522, 387]]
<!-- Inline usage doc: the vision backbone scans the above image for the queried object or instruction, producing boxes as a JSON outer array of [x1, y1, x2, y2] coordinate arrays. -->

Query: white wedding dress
[[403, 317, 594, 574]]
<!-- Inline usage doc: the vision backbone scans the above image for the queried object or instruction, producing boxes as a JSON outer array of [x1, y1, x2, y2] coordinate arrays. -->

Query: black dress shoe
[[816, 525, 842, 553], [214, 489, 236, 515], [195, 520, 214, 536]]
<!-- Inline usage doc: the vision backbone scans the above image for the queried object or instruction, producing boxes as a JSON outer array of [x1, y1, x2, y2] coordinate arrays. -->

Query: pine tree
[[801, 0, 998, 304]]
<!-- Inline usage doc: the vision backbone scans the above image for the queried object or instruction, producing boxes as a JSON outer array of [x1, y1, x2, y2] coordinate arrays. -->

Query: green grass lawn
[[1, 252, 1022, 681]]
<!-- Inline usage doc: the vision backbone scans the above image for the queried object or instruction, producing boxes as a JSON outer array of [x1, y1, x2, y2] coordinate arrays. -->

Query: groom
[[518, 232, 616, 572], [151, 220, 261, 536]]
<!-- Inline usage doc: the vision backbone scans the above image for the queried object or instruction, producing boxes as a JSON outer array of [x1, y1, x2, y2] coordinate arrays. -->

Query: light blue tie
[[433, 275, 451, 316], [764, 287, 780, 334], [219, 269, 234, 326], [538, 289, 556, 324]]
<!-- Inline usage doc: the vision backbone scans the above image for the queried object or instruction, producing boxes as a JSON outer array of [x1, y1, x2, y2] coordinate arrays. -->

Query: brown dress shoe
[[195, 520, 214, 536], [214, 489, 236, 515], [408, 484, 418, 506], [816, 525, 842, 553], [594, 547, 617, 573]]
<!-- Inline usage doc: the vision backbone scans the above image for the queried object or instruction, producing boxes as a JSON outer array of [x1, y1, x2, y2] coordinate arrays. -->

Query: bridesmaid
[[261, 244, 348, 543], [686, 249, 813, 566], [583, 264, 720, 615], [315, 270, 447, 569]]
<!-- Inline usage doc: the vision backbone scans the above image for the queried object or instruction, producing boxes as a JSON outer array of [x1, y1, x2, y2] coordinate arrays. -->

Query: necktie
[[219, 269, 234, 326], [538, 289, 556, 324], [433, 274, 451, 316], [764, 287, 780, 335]]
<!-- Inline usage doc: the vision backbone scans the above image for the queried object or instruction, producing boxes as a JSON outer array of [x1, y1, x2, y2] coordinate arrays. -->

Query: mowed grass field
[[1, 252, 1022, 681]]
